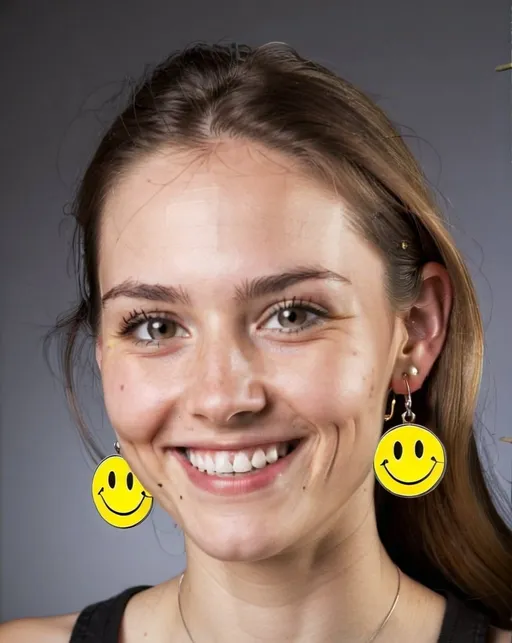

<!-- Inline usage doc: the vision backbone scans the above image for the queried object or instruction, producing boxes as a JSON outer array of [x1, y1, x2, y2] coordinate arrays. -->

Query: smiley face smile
[[381, 457, 441, 486], [98, 488, 150, 516]]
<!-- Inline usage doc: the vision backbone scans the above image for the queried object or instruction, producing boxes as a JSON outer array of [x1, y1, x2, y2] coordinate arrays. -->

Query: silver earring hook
[[401, 374, 416, 423], [114, 441, 121, 454]]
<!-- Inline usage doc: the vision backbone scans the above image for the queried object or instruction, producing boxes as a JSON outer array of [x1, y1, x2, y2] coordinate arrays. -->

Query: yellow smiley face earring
[[374, 367, 447, 498], [91, 441, 154, 528]]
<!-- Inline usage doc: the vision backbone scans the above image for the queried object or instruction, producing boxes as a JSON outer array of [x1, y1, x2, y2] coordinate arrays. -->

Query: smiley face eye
[[108, 471, 116, 488], [415, 440, 424, 458], [127, 472, 134, 490], [393, 441, 403, 460]]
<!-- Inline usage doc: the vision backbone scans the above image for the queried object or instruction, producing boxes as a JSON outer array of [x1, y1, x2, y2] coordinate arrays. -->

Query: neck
[[177, 510, 402, 643]]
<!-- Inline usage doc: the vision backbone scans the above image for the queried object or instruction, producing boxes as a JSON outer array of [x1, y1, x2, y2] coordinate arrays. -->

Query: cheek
[[276, 338, 387, 430], [101, 354, 174, 442], [281, 334, 391, 486]]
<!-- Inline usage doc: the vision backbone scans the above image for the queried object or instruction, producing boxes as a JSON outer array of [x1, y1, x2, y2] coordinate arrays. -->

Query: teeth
[[265, 446, 279, 464], [204, 455, 215, 475], [251, 449, 267, 469], [196, 453, 206, 472], [185, 441, 295, 475], [233, 452, 252, 473], [214, 452, 234, 473]]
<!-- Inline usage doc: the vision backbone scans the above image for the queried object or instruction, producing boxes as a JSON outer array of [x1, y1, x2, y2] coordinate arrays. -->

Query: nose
[[183, 335, 267, 426]]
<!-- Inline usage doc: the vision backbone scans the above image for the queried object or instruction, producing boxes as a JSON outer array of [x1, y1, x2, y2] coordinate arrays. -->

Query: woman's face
[[97, 140, 406, 561]]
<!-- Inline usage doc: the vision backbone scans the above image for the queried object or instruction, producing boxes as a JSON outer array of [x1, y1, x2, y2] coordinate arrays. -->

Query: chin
[[185, 515, 293, 563]]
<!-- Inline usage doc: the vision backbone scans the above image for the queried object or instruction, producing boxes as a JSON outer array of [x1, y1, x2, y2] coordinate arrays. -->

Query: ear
[[391, 262, 453, 395]]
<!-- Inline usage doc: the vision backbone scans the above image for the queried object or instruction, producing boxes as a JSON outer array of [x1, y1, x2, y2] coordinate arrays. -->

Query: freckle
[[120, 384, 124, 391], [157, 483, 163, 487], [180, 495, 183, 500], [302, 486, 306, 491], [352, 350, 358, 356]]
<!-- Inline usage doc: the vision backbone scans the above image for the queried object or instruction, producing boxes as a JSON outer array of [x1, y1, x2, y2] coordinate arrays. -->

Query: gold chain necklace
[[177, 566, 401, 642]]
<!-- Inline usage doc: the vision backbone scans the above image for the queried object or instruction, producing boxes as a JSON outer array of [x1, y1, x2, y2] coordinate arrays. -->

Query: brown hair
[[48, 41, 512, 628]]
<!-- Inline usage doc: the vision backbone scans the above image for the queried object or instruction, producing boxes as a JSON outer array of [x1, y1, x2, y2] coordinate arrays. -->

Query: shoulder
[[0, 613, 79, 643]]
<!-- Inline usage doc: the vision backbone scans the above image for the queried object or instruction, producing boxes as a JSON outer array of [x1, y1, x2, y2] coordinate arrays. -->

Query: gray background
[[1, 0, 511, 623]]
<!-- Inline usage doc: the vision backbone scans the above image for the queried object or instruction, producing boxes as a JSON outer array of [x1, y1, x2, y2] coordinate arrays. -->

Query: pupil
[[280, 308, 304, 327], [148, 320, 171, 339], [415, 440, 424, 458], [393, 441, 403, 460], [108, 471, 116, 488], [127, 472, 134, 490]]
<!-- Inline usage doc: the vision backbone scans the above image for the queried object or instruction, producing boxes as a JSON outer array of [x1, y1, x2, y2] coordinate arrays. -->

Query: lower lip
[[171, 442, 304, 496]]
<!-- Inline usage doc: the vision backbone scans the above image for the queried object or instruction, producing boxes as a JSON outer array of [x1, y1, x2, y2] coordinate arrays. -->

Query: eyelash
[[117, 296, 330, 346]]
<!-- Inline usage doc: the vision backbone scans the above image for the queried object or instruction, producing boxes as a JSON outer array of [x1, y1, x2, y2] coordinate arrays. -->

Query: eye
[[108, 471, 116, 488], [415, 440, 424, 458], [271, 307, 309, 329], [119, 310, 188, 344], [263, 298, 329, 334], [136, 318, 182, 342], [126, 472, 134, 490], [393, 441, 403, 460]]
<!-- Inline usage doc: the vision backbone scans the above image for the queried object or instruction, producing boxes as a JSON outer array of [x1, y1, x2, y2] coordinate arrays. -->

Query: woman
[[1, 41, 511, 642]]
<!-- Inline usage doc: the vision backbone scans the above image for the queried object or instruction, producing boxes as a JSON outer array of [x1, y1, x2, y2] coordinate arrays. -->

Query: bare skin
[[1, 140, 510, 642]]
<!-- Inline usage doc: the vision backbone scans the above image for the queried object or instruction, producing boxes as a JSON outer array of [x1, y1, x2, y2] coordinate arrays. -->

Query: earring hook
[[402, 374, 416, 423], [384, 393, 396, 422]]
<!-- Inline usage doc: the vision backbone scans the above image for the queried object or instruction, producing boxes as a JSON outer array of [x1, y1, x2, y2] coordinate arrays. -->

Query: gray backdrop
[[1, 0, 511, 623]]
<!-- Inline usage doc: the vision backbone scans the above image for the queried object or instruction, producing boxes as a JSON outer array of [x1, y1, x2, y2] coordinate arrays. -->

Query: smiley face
[[91, 455, 153, 528], [373, 424, 446, 498]]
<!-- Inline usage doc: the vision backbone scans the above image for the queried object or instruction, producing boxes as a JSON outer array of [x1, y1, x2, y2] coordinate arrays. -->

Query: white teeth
[[196, 453, 206, 472], [204, 455, 215, 475], [184, 441, 296, 474], [214, 451, 234, 473], [233, 452, 252, 473], [251, 449, 267, 469], [265, 445, 279, 464]]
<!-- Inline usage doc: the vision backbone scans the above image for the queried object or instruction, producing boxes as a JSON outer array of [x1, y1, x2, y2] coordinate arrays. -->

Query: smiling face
[[373, 425, 446, 497], [95, 139, 408, 560], [91, 454, 154, 528]]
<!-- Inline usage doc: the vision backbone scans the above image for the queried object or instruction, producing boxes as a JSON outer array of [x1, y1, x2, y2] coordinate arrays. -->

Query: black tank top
[[69, 586, 491, 642]]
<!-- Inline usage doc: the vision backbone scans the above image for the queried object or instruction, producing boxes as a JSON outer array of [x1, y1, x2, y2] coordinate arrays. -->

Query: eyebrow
[[101, 265, 351, 308]]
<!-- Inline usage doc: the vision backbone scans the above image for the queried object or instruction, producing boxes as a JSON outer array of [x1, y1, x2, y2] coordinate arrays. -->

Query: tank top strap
[[437, 592, 490, 643], [69, 585, 151, 642]]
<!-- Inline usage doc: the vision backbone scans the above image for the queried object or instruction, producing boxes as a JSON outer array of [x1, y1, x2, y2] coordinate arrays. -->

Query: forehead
[[99, 140, 381, 291]]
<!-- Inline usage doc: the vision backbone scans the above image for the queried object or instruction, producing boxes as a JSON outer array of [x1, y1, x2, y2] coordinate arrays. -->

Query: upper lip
[[169, 437, 303, 451]]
